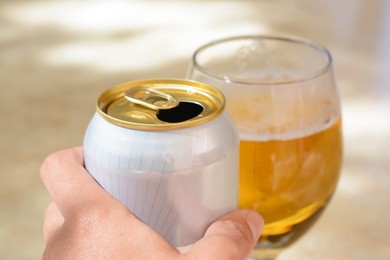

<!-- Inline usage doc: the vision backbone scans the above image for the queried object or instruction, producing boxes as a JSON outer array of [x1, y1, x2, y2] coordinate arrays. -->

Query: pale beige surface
[[1, 0, 389, 259]]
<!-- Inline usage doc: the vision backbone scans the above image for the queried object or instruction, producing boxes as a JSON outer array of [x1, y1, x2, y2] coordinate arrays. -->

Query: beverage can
[[83, 78, 239, 246]]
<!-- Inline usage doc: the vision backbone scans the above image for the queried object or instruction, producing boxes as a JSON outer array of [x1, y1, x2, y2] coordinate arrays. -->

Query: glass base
[[247, 248, 282, 260], [247, 206, 326, 260]]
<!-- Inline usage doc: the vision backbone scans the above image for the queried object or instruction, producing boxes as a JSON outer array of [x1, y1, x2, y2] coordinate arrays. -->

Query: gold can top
[[97, 79, 225, 131]]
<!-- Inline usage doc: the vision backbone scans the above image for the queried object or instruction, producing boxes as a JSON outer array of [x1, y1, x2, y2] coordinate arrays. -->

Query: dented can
[[83, 79, 239, 246]]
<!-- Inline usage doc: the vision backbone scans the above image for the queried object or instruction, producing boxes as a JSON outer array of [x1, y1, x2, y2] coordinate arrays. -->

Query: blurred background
[[1, 0, 389, 259]]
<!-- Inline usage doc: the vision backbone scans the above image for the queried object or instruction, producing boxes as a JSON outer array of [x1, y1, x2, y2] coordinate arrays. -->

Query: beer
[[239, 118, 342, 237], [83, 79, 239, 247]]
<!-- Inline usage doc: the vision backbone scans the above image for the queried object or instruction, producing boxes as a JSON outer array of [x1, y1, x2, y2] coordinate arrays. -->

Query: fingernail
[[246, 210, 264, 241]]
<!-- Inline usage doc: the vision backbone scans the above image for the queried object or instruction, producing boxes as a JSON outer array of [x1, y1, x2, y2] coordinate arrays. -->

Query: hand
[[40, 147, 263, 260]]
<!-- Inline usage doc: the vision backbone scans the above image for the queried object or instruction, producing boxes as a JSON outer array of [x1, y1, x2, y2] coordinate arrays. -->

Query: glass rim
[[191, 34, 333, 86]]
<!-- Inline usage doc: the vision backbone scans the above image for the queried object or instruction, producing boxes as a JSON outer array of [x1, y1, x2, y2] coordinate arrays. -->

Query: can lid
[[97, 79, 225, 130]]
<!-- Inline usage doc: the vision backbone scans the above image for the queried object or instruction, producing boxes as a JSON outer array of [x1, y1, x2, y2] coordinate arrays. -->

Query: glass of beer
[[187, 35, 343, 259]]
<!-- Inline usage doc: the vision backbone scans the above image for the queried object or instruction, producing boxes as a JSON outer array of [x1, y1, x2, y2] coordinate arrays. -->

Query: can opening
[[157, 102, 204, 123]]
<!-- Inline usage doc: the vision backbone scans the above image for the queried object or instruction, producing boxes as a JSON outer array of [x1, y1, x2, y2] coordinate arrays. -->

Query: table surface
[[1, 0, 389, 259]]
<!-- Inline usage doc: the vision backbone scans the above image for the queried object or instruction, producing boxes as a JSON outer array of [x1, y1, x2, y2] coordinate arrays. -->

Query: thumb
[[180, 210, 264, 260]]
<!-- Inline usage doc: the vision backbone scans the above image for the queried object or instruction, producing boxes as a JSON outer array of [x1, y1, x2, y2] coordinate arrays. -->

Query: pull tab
[[124, 86, 179, 110]]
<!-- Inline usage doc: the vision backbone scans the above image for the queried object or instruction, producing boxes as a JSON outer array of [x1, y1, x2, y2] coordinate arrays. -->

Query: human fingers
[[43, 202, 64, 244], [181, 210, 263, 260], [40, 147, 120, 218]]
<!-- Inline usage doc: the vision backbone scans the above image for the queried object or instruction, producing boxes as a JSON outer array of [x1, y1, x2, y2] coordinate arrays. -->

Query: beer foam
[[237, 103, 341, 141]]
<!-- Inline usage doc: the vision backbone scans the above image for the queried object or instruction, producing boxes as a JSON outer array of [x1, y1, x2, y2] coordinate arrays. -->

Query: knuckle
[[69, 201, 123, 235], [40, 151, 64, 182]]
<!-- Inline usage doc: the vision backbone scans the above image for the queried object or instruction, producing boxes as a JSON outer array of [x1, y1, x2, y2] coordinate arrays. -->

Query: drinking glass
[[187, 35, 343, 259]]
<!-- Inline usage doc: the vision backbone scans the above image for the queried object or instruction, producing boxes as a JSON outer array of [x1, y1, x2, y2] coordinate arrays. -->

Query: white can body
[[83, 111, 238, 246]]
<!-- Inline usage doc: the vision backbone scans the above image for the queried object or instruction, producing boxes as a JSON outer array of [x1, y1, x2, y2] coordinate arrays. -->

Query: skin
[[41, 147, 264, 260]]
